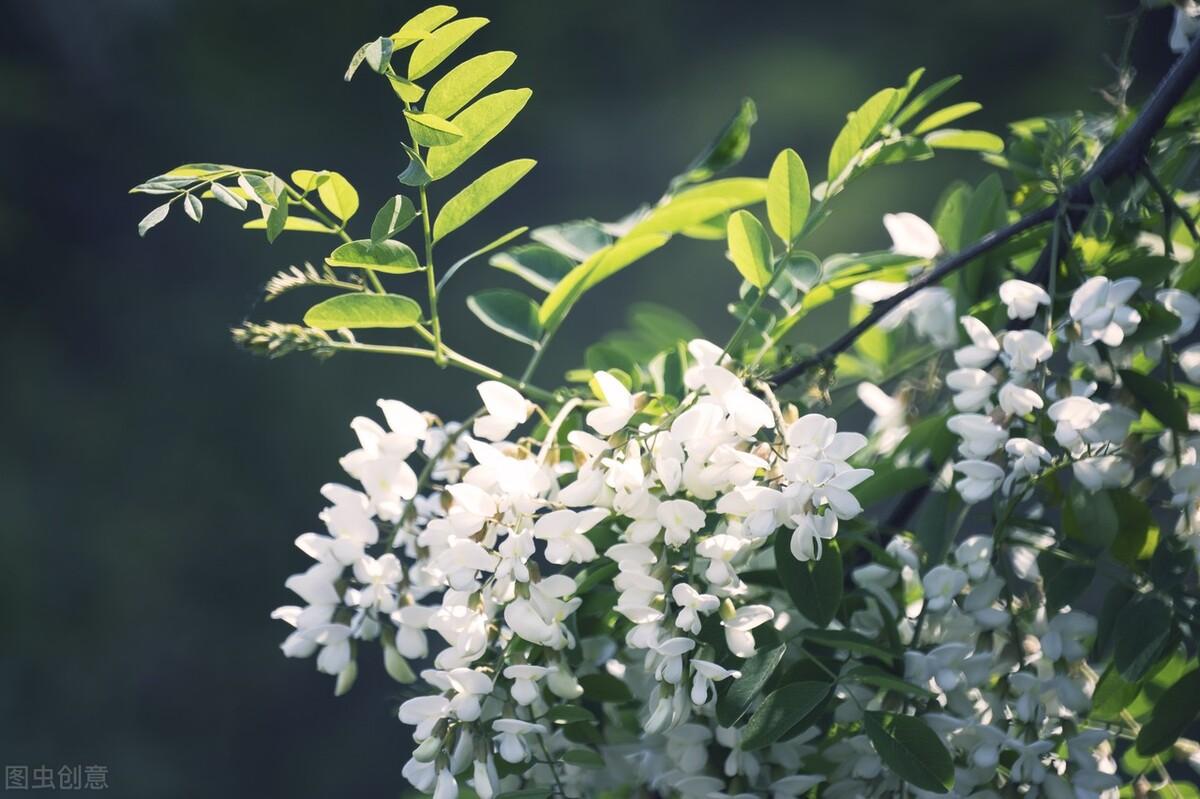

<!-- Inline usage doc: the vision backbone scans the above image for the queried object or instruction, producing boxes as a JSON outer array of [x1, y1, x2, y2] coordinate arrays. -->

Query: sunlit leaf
[[183, 193, 203, 222], [425, 50, 517, 119], [345, 37, 394, 81], [392, 5, 458, 43], [210, 182, 248, 211], [1137, 665, 1200, 756], [370, 195, 418, 244], [404, 110, 464, 147], [924, 129, 1004, 153], [490, 243, 576, 292], [893, 74, 962, 127], [726, 210, 773, 288], [244, 216, 335, 234], [828, 88, 901, 182], [766, 148, 811, 244], [672, 97, 757, 189], [137, 203, 170, 237], [467, 288, 543, 347], [539, 234, 669, 331], [913, 102, 982, 134], [426, 89, 532, 179], [408, 17, 488, 80], [433, 158, 535, 241], [316, 171, 359, 222], [325, 239, 422, 274], [303, 293, 423, 329], [1120, 369, 1189, 432]]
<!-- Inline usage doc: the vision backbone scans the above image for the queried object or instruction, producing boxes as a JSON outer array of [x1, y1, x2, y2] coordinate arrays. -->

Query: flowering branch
[[767, 34, 1200, 388]]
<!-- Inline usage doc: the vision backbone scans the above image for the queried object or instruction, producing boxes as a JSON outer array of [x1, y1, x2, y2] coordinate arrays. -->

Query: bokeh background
[[0, 1, 1178, 796]]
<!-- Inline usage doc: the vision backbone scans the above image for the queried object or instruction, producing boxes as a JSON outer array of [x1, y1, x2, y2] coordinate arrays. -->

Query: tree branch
[[768, 34, 1200, 388]]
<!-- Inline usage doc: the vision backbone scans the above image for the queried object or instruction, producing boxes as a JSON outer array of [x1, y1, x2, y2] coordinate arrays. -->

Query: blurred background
[[0, 1, 1179, 795]]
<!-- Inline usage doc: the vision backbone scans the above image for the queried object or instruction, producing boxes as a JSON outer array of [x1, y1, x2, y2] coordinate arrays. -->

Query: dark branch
[[768, 35, 1200, 388]]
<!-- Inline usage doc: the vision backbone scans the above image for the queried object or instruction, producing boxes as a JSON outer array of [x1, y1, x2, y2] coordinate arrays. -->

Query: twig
[[768, 35, 1200, 387]]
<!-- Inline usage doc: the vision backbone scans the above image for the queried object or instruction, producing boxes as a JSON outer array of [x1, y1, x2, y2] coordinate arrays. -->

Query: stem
[[328, 340, 556, 403], [536, 734, 569, 798], [419, 184, 444, 366], [1144, 161, 1200, 245]]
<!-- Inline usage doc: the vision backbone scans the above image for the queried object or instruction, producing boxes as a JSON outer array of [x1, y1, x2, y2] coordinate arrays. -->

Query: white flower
[[1047, 396, 1103, 453], [503, 575, 580, 649], [423, 667, 493, 722], [473, 381, 532, 442], [351, 553, 403, 612], [922, 564, 967, 613], [672, 583, 719, 634], [857, 382, 909, 454], [1005, 438, 1051, 485], [954, 535, 994, 581], [492, 718, 548, 763], [1072, 456, 1132, 491], [502, 664, 551, 706], [998, 381, 1043, 416], [1002, 329, 1053, 373], [956, 315, 1000, 368], [722, 604, 775, 658], [789, 511, 838, 562], [1069, 276, 1141, 346], [953, 460, 1004, 504], [586, 370, 636, 435], [690, 659, 741, 705], [884, 212, 942, 259], [1040, 611, 1096, 662], [1182, 344, 1200, 383], [398, 694, 452, 740], [1158, 288, 1200, 342], [532, 508, 607, 565], [658, 499, 707, 547], [947, 368, 996, 411], [472, 757, 499, 799], [652, 636, 697, 684], [432, 769, 457, 799], [947, 413, 1007, 458], [855, 283, 958, 349], [998, 279, 1051, 320]]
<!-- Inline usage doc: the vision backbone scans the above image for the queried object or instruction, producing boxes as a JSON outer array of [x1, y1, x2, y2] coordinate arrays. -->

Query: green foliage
[[863, 712, 955, 794], [303, 293, 423, 329]]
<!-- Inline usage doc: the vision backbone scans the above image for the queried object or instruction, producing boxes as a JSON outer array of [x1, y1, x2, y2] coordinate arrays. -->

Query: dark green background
[[0, 2, 1173, 795]]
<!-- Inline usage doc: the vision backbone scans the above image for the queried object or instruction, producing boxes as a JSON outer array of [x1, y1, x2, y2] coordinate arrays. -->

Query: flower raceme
[[272, 339, 874, 798]]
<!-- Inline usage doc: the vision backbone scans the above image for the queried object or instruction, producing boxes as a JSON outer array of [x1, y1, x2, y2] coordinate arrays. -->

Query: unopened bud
[[413, 735, 443, 763]]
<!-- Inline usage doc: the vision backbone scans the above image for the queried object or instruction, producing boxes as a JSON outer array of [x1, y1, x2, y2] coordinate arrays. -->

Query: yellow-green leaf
[[392, 5, 458, 44], [827, 88, 901, 182], [924, 129, 1004, 153], [539, 235, 669, 331], [433, 158, 535, 242], [388, 75, 426, 104], [426, 89, 532, 179], [290, 169, 329, 192], [624, 197, 731, 239], [726, 210, 773, 288], [243, 216, 336, 234], [766, 148, 811, 244], [316, 171, 359, 222], [325, 239, 421, 274], [425, 50, 517, 119], [404, 110, 464, 147], [304, 293, 423, 330], [408, 17, 488, 80], [913, 102, 982, 135]]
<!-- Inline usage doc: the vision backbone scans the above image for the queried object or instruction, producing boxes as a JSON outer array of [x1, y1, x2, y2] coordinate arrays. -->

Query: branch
[[768, 35, 1200, 388]]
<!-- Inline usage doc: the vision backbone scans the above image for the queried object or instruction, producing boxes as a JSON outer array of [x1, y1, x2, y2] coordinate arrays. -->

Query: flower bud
[[546, 665, 583, 699], [413, 735, 443, 763]]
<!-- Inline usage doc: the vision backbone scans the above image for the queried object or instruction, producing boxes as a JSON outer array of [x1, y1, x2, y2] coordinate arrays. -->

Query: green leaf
[[425, 50, 517, 119], [403, 110, 464, 147], [1110, 489, 1160, 564], [726, 210, 773, 288], [544, 704, 596, 724], [740, 681, 831, 751], [1037, 552, 1094, 613], [894, 75, 962, 127], [265, 199, 288, 243], [370, 195, 418, 244], [290, 169, 329, 192], [243, 216, 335, 234], [828, 88, 901, 182], [852, 466, 929, 509], [467, 289, 542, 347], [560, 749, 604, 768], [924, 129, 1004, 153], [1120, 369, 1189, 432], [316, 171, 358, 222], [392, 5, 458, 43], [1114, 594, 1173, 682], [387, 74, 426, 104], [766, 148, 811, 244], [795, 628, 895, 661], [577, 673, 633, 703], [427, 89, 532, 179], [398, 144, 433, 187], [408, 16, 488, 79], [437, 226, 529, 291], [625, 197, 733, 239], [673, 97, 757, 189], [864, 712, 954, 794], [1091, 663, 1141, 721], [1062, 484, 1118, 549], [325, 239, 421, 274], [775, 533, 842, 627], [239, 173, 282, 208], [716, 644, 787, 727], [490, 244, 576, 292], [210, 182, 248, 211], [1137, 665, 1200, 756], [137, 203, 170, 237], [433, 158, 535, 241], [539, 235, 669, 331], [843, 664, 934, 698], [303, 293, 423, 330], [913, 102, 982, 135], [496, 791, 553, 799], [344, 36, 394, 81]]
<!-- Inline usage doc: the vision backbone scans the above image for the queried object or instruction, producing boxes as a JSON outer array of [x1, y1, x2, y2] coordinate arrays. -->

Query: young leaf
[[1120, 369, 1189, 432], [924, 129, 1004, 153], [766, 148, 811, 244], [138, 203, 170, 236], [404, 110, 464, 147], [426, 89, 532, 179], [1136, 665, 1200, 756], [774, 534, 843, 627], [370, 195, 418, 244], [893, 74, 962, 127], [490, 244, 576, 292], [239, 173, 282, 208], [467, 289, 543, 347], [432, 158, 535, 241], [290, 169, 329, 192], [344, 36, 394, 81], [864, 712, 954, 794], [827, 87, 900, 182], [726, 210, 773, 288], [303, 293, 423, 330], [672, 97, 757, 189], [408, 17, 488, 80], [392, 5, 459, 43], [913, 101, 982, 135], [316, 171, 359, 222], [716, 643, 786, 727], [425, 50, 517, 119], [325, 240, 421, 274], [740, 681, 831, 751], [398, 144, 433, 187]]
